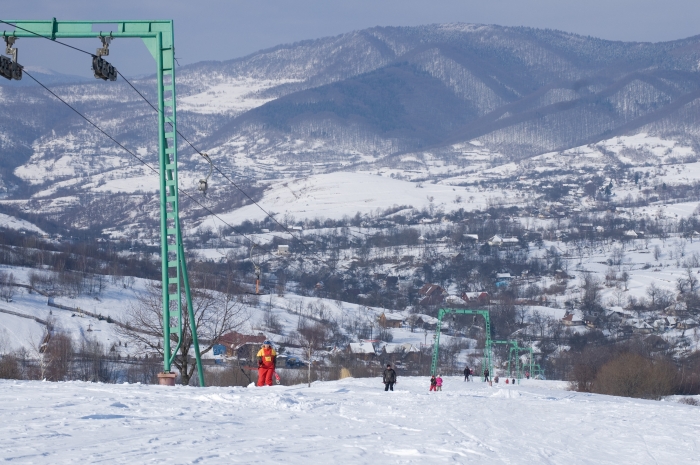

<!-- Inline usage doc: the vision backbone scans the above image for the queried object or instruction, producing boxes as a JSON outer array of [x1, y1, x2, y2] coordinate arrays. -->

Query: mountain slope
[[4, 23, 700, 233]]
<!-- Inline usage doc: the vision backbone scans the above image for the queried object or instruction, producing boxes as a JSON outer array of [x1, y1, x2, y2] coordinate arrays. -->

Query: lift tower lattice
[[2, 19, 204, 386]]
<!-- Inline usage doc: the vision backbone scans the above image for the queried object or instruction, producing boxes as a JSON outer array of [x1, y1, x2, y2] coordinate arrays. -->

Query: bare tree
[[0, 271, 15, 302], [646, 283, 660, 309], [580, 273, 603, 313], [686, 267, 698, 294], [530, 310, 547, 339], [620, 271, 630, 291], [292, 320, 330, 387], [116, 281, 248, 385], [610, 247, 625, 271], [28, 329, 53, 380]]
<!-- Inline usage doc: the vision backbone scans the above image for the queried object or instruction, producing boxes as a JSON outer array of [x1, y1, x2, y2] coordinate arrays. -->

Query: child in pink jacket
[[436, 375, 443, 391]]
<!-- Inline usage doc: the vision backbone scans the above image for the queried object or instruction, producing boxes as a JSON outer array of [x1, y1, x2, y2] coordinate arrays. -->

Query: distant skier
[[256, 340, 277, 387], [429, 375, 437, 391], [436, 374, 443, 391], [464, 366, 470, 382], [484, 368, 491, 385], [525, 370, 530, 380], [383, 363, 397, 391]]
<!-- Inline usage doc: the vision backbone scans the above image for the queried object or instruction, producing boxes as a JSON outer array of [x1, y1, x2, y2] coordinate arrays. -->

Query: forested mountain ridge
[[2, 23, 700, 233]]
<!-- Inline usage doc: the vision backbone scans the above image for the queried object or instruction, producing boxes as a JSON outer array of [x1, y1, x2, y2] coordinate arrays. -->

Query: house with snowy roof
[[488, 235, 519, 247], [378, 312, 406, 329], [347, 342, 376, 360], [677, 318, 699, 330], [418, 283, 446, 305], [216, 331, 268, 359], [630, 319, 654, 334], [461, 291, 489, 303], [379, 343, 421, 363], [562, 312, 584, 326]]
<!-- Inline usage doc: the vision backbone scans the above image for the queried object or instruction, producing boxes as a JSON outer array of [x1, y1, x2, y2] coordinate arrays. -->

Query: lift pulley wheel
[[0, 55, 22, 80], [92, 56, 117, 81]]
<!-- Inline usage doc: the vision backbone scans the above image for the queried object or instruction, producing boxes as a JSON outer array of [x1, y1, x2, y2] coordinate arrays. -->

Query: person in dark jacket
[[484, 368, 491, 385], [383, 364, 397, 391], [464, 366, 470, 382]]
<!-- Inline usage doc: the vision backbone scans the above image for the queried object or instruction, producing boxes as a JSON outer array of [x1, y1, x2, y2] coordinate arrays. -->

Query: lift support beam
[[2, 19, 204, 386], [431, 308, 492, 379]]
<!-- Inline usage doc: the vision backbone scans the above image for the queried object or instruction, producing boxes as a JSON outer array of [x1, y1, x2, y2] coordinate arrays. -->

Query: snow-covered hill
[[1, 377, 697, 464]]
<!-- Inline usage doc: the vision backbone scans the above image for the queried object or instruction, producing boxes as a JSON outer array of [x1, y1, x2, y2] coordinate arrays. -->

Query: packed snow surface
[[2, 377, 698, 464]]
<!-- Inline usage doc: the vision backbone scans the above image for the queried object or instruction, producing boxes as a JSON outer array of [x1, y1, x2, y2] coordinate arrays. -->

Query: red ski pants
[[429, 385, 437, 391], [257, 367, 274, 386]]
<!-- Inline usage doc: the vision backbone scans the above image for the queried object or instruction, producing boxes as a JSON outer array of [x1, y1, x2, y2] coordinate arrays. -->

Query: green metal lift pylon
[[509, 345, 536, 383], [492, 339, 519, 381], [2, 19, 204, 386], [431, 308, 492, 379]]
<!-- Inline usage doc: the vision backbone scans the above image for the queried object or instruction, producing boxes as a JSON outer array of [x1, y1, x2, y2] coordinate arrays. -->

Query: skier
[[436, 374, 443, 391], [484, 368, 491, 386], [383, 363, 397, 391], [525, 370, 530, 380], [464, 366, 470, 382], [429, 375, 437, 391], [256, 340, 276, 387]]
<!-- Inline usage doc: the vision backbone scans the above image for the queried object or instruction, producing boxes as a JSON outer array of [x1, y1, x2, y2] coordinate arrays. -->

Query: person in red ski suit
[[257, 341, 276, 386], [429, 375, 437, 391]]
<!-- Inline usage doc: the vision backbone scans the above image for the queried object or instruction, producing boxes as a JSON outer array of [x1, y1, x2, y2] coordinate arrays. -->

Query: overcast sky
[[2, 0, 700, 77]]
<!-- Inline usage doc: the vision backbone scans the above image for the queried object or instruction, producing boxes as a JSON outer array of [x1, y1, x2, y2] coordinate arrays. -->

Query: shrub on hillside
[[0, 354, 21, 379], [571, 345, 619, 392], [592, 352, 676, 400]]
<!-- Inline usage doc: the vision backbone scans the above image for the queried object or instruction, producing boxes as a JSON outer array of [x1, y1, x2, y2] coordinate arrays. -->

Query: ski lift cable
[[112, 71, 341, 269], [20, 70, 286, 265], [114, 70, 301, 235], [0, 20, 216, 184], [23, 70, 317, 282], [1, 20, 339, 274]]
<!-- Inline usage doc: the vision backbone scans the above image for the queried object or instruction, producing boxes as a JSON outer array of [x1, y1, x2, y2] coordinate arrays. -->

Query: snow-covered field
[[199, 171, 521, 229], [1, 377, 698, 464]]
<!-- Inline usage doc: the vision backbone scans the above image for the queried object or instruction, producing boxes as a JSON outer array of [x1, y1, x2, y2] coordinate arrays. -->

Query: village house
[[216, 331, 268, 360], [379, 343, 421, 363], [562, 312, 584, 326], [461, 291, 489, 303], [347, 342, 376, 360], [488, 235, 519, 247], [378, 312, 405, 329], [677, 318, 699, 330], [419, 283, 446, 305]]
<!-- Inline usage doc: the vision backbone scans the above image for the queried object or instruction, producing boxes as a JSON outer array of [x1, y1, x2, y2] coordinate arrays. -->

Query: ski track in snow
[[1, 377, 698, 464]]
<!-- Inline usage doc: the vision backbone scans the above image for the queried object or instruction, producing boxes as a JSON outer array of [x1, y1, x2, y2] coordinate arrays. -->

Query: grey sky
[[2, 0, 700, 77]]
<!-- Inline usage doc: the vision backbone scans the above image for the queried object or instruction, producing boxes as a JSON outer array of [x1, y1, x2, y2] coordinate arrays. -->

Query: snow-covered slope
[[1, 377, 697, 464]]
